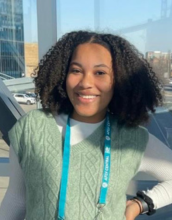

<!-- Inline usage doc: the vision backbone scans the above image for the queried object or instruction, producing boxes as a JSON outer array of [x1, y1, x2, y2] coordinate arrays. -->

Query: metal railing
[[0, 72, 15, 80]]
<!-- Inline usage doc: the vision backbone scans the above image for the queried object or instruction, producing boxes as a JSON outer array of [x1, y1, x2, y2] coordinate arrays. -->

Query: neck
[[71, 111, 107, 123]]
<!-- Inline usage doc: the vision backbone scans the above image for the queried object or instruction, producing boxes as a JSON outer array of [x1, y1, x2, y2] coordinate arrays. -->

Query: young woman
[[0, 31, 172, 220]]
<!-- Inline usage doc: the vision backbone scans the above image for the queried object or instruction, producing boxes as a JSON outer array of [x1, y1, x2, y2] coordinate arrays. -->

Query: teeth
[[79, 94, 97, 99]]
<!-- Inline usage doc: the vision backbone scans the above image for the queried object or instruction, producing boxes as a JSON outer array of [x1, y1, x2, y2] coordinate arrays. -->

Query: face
[[66, 43, 114, 123]]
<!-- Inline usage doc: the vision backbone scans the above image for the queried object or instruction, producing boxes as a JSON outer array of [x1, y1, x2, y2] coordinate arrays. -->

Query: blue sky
[[23, 0, 172, 54], [58, 0, 161, 31]]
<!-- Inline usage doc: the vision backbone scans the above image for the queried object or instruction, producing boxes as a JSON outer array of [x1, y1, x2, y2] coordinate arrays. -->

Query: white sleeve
[[138, 133, 172, 209], [0, 146, 26, 220]]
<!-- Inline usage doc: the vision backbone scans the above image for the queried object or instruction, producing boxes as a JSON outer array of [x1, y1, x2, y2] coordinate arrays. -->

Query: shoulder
[[20, 108, 51, 120], [110, 116, 149, 145], [18, 109, 53, 124], [137, 125, 149, 138], [123, 124, 149, 140], [9, 109, 53, 135], [110, 115, 148, 136], [122, 125, 149, 142]]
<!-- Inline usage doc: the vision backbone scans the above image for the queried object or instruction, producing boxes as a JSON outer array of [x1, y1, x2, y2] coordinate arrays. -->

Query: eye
[[96, 71, 106, 75], [70, 68, 81, 74]]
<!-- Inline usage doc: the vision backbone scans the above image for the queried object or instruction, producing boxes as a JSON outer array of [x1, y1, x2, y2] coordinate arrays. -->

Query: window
[[0, 0, 38, 204], [0, 1, 172, 218], [56, 0, 172, 218]]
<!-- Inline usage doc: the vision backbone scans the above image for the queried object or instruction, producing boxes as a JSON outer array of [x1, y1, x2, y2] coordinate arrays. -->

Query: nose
[[78, 72, 94, 88]]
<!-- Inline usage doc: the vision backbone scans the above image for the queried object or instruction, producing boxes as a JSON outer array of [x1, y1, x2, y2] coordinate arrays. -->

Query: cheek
[[66, 75, 74, 93], [66, 77, 72, 100], [66, 75, 79, 100], [98, 80, 114, 95]]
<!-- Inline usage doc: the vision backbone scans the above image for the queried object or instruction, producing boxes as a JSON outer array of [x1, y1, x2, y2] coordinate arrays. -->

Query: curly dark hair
[[33, 30, 162, 127]]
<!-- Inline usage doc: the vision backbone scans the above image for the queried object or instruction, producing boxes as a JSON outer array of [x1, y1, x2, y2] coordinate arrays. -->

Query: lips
[[76, 93, 99, 103], [78, 94, 98, 99]]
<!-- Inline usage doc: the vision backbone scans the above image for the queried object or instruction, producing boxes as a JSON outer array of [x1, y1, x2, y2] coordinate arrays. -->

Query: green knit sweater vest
[[9, 109, 148, 220]]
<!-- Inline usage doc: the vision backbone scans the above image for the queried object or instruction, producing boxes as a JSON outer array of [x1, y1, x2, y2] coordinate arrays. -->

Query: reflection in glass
[[0, 131, 9, 204], [0, 0, 25, 78], [56, 0, 172, 112], [165, 127, 172, 148], [0, 0, 38, 112]]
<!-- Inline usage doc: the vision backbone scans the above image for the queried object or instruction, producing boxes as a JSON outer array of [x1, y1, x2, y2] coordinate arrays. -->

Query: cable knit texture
[[8, 109, 149, 220]]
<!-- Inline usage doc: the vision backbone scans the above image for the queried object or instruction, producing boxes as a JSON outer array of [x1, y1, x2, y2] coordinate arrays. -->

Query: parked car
[[26, 92, 36, 98], [169, 78, 172, 84], [26, 92, 39, 102], [13, 93, 36, 105]]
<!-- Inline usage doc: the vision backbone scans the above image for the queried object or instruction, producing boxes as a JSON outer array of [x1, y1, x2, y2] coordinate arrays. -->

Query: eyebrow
[[70, 62, 110, 69], [94, 64, 110, 69], [70, 62, 82, 68]]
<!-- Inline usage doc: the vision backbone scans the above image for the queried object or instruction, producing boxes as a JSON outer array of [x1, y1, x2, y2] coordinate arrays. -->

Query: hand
[[125, 200, 142, 220]]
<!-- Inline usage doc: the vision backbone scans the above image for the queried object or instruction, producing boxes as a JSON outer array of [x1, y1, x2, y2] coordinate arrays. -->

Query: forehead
[[71, 43, 112, 64]]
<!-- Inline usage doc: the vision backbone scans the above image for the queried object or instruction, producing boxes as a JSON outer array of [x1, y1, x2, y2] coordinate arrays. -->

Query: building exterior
[[146, 51, 172, 79], [0, 0, 25, 78], [24, 43, 38, 77], [146, 51, 161, 60]]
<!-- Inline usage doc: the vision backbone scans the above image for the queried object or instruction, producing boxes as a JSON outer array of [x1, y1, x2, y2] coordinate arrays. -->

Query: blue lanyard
[[57, 114, 111, 220]]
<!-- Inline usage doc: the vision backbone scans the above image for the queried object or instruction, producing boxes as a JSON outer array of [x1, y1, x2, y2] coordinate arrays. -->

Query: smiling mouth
[[77, 93, 98, 99]]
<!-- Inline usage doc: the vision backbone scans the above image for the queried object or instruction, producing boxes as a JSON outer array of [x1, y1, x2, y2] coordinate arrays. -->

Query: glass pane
[[56, 0, 172, 218], [57, 0, 172, 143], [56, 0, 94, 38], [0, 0, 38, 112], [0, 0, 25, 78], [57, 0, 172, 109], [0, 132, 9, 204], [0, 0, 38, 203]]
